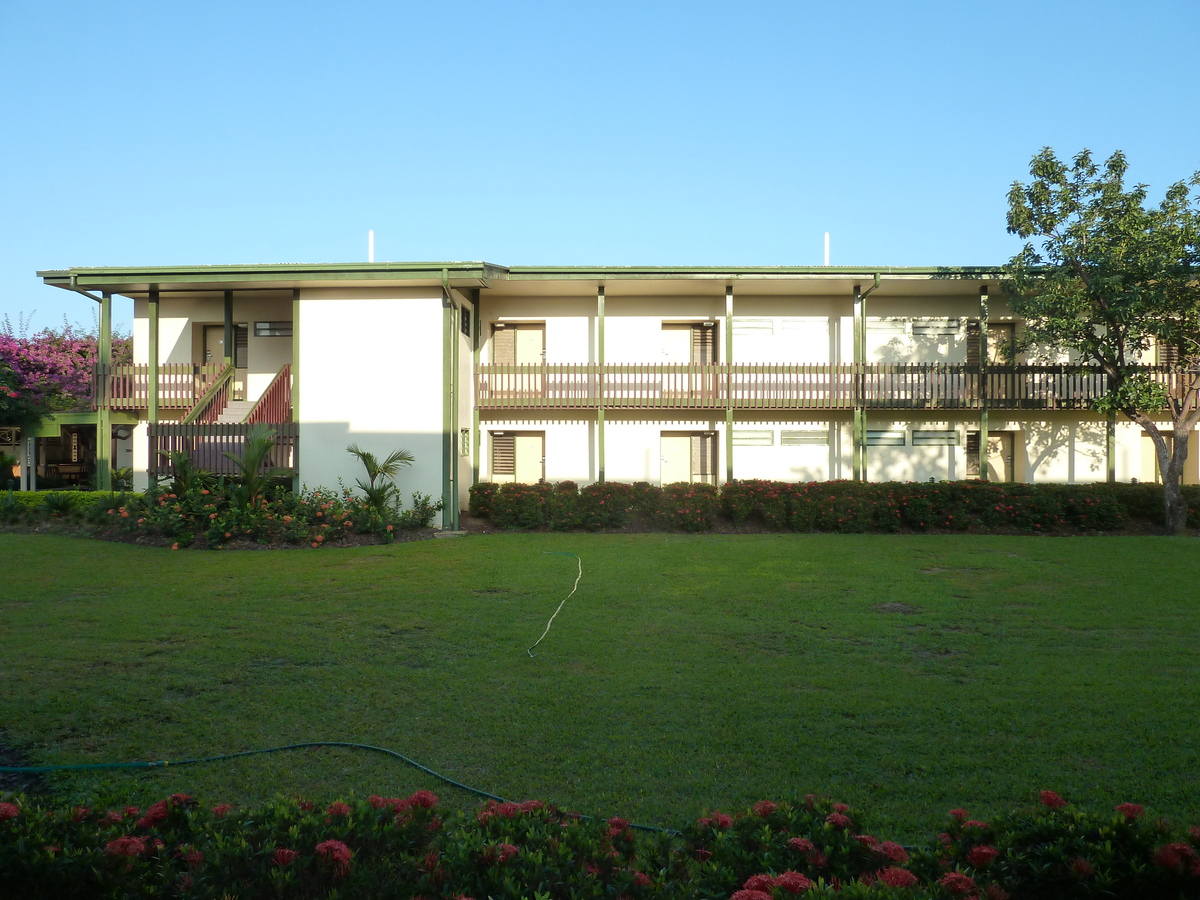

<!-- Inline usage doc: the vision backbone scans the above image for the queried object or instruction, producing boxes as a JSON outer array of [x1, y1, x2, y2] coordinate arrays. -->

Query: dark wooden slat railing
[[92, 363, 225, 410], [476, 363, 1193, 411], [244, 364, 292, 424], [149, 422, 299, 478]]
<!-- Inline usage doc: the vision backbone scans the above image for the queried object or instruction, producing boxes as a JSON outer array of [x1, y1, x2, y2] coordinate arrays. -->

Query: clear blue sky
[[2, 0, 1197, 331]]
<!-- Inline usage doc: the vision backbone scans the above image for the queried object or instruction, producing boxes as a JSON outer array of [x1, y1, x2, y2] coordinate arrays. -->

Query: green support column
[[725, 285, 734, 484], [223, 291, 234, 366], [95, 292, 113, 490], [979, 285, 989, 481], [450, 285, 461, 532], [597, 285, 605, 483], [471, 289, 481, 489], [1107, 412, 1117, 482], [148, 290, 160, 425], [852, 284, 864, 481], [441, 271, 456, 529], [291, 289, 300, 492]]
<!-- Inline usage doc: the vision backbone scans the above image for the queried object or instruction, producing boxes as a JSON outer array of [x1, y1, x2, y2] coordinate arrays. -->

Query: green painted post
[[853, 284, 864, 481], [1107, 412, 1117, 482], [979, 285, 989, 481], [597, 285, 605, 483], [291, 289, 300, 492], [442, 271, 455, 529], [95, 292, 113, 490], [450, 285, 461, 532], [223, 291, 234, 367], [471, 289, 481, 489], [725, 285, 733, 484], [148, 290, 160, 425]]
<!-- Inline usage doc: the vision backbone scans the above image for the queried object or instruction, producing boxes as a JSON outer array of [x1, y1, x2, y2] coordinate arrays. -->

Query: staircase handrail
[[243, 364, 293, 424], [181, 364, 234, 425]]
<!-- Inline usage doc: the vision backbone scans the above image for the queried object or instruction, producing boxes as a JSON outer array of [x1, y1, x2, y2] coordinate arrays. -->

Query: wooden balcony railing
[[149, 422, 298, 478], [476, 363, 1194, 412], [92, 363, 226, 411], [244, 364, 292, 424]]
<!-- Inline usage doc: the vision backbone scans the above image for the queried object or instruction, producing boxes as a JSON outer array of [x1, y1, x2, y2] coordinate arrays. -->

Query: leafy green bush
[[578, 482, 634, 530], [489, 482, 552, 529], [468, 482, 499, 518], [659, 482, 719, 532]]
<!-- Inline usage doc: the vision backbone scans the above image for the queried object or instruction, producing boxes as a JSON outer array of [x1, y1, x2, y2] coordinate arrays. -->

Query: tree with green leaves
[[1005, 148, 1200, 533]]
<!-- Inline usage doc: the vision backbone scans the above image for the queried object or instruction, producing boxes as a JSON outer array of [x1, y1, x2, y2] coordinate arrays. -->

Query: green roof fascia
[[504, 265, 1007, 280], [501, 264, 1008, 282], [37, 262, 507, 292]]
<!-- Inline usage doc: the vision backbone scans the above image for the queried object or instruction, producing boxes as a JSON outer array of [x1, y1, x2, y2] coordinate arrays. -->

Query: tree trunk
[[1160, 430, 1190, 535]]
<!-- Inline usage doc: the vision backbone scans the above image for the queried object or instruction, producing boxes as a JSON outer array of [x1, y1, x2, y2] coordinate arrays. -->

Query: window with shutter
[[691, 432, 717, 484], [965, 432, 982, 477], [691, 323, 717, 363], [491, 326, 516, 364], [234, 325, 248, 369], [491, 433, 515, 477]]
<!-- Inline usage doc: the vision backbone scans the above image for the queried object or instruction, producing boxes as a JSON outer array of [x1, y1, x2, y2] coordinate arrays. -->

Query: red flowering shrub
[[966, 844, 999, 867], [752, 800, 777, 818], [1039, 790, 1067, 809], [315, 838, 353, 876], [939, 871, 977, 894], [326, 801, 352, 818], [825, 812, 852, 831], [878, 866, 918, 887], [876, 841, 908, 862], [105, 835, 147, 857], [774, 870, 813, 893], [0, 802, 19, 821], [5, 791, 1200, 898], [1115, 802, 1144, 821]]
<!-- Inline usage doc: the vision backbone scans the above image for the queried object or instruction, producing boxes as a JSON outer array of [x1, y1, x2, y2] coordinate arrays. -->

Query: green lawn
[[1, 532, 1198, 840]]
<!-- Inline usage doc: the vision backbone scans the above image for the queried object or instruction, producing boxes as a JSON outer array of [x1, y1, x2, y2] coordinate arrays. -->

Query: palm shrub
[[225, 425, 291, 509], [346, 444, 414, 514]]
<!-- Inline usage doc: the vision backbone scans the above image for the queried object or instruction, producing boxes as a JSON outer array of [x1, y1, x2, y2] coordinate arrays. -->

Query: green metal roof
[[37, 262, 1006, 295]]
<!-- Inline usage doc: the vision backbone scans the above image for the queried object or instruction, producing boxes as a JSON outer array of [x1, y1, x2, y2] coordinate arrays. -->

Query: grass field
[[1, 531, 1198, 840]]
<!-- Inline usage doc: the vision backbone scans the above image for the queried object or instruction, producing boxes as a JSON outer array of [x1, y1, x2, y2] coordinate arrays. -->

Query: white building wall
[[298, 288, 444, 507], [731, 420, 842, 481]]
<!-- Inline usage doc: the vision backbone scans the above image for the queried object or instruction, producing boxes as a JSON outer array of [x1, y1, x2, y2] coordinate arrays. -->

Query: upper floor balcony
[[475, 362, 1195, 413], [90, 362, 293, 425]]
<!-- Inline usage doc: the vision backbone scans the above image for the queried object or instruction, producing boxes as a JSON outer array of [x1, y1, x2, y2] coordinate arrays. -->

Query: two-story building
[[16, 262, 1195, 529]]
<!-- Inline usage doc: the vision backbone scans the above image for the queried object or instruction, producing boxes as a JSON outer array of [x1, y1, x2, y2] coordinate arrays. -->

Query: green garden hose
[[0, 740, 676, 834]]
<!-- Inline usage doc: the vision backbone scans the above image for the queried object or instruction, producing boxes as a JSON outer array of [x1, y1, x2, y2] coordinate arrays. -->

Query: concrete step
[[214, 400, 255, 424]]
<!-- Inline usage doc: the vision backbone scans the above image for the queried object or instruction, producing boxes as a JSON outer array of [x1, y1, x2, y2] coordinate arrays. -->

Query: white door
[[986, 432, 1013, 482], [514, 433, 545, 483], [660, 433, 692, 485]]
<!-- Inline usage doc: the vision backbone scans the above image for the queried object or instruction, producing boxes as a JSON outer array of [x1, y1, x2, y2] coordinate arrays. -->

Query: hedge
[[468, 480, 1200, 534], [2, 790, 1198, 898]]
